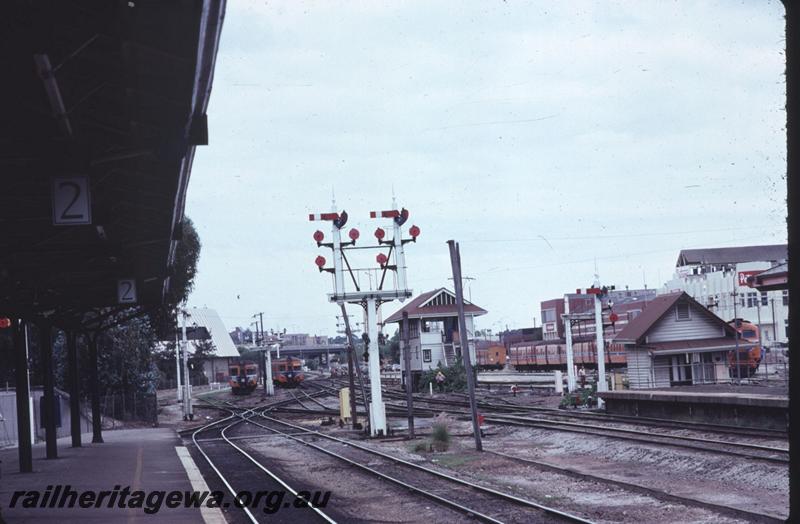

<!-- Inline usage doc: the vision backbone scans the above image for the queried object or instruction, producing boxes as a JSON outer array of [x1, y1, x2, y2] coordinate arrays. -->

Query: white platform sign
[[117, 279, 137, 304], [52, 176, 91, 225]]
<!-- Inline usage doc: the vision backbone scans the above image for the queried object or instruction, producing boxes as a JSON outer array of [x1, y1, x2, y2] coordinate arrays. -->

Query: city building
[[615, 292, 747, 389], [661, 244, 788, 345], [385, 288, 487, 385], [539, 288, 656, 341]]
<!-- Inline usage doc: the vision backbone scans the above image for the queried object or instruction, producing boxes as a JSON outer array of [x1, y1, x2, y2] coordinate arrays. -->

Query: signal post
[[310, 200, 419, 436]]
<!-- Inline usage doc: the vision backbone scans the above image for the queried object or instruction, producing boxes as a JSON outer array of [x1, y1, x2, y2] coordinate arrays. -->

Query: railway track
[[245, 408, 593, 523], [189, 399, 337, 524], [196, 397, 593, 523], [199, 393, 787, 524], [303, 380, 789, 464]]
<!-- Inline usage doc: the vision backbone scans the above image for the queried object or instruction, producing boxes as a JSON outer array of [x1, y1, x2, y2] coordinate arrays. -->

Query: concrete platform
[[598, 389, 789, 430], [0, 428, 219, 522]]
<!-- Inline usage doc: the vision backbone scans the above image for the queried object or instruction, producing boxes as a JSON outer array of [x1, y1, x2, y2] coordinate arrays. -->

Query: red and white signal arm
[[117, 279, 137, 304], [52, 176, 92, 225]]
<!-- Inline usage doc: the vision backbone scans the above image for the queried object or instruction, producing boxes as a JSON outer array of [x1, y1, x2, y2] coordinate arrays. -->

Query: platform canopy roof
[[0, 1, 225, 318]]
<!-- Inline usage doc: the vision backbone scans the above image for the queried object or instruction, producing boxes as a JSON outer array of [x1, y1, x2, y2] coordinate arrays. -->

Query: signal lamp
[[409, 225, 420, 238], [315, 256, 326, 268], [349, 228, 360, 241], [0, 318, 10, 329], [374, 227, 385, 240], [376, 253, 388, 265], [313, 230, 324, 242]]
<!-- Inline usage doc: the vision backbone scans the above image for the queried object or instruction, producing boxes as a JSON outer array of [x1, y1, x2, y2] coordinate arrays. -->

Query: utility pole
[[448, 240, 482, 451], [402, 311, 414, 439]]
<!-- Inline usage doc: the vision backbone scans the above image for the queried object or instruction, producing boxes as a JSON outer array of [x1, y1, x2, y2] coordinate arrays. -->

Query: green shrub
[[431, 422, 451, 451], [417, 358, 475, 393]]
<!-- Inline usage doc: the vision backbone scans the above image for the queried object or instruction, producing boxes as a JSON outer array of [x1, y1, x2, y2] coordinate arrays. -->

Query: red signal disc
[[315, 255, 326, 267]]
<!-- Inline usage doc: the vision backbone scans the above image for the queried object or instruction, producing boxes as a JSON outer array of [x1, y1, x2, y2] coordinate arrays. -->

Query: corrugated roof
[[675, 244, 787, 267], [614, 292, 735, 344], [182, 308, 240, 358], [384, 288, 487, 323]]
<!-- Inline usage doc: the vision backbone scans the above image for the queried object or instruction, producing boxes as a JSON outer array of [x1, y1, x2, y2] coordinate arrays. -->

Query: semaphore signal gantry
[[309, 199, 420, 436]]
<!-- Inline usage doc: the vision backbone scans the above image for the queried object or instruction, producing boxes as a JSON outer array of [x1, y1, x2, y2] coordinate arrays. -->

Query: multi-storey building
[[661, 245, 788, 345]]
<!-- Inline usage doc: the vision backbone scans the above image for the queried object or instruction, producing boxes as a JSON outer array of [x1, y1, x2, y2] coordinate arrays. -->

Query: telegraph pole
[[448, 240, 482, 451]]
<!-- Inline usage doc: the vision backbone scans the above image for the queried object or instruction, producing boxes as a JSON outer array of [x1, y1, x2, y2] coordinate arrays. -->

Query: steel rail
[[486, 450, 786, 524], [253, 410, 593, 523]]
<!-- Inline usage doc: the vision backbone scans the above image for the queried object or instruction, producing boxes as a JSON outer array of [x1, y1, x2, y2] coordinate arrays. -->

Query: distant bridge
[[277, 344, 348, 358]]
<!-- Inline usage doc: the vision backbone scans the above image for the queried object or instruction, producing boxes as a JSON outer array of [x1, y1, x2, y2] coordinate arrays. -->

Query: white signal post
[[265, 344, 276, 396], [563, 296, 577, 393], [311, 200, 418, 437], [180, 306, 193, 421], [593, 290, 608, 409]]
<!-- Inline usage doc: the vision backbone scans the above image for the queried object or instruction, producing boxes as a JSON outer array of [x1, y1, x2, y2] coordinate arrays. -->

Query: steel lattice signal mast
[[310, 200, 419, 436]]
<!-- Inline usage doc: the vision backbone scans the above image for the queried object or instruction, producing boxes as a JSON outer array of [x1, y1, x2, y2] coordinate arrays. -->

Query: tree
[[189, 338, 216, 384], [379, 329, 401, 363], [149, 217, 202, 338]]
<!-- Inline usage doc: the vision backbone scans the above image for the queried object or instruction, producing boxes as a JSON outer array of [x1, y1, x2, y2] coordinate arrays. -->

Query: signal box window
[[422, 349, 432, 362]]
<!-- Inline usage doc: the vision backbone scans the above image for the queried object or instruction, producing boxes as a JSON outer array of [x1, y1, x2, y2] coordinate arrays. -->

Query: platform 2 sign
[[117, 279, 137, 304], [52, 176, 91, 225]]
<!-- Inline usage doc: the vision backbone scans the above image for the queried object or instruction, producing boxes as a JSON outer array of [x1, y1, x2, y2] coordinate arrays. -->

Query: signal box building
[[385, 288, 487, 386], [614, 292, 747, 389]]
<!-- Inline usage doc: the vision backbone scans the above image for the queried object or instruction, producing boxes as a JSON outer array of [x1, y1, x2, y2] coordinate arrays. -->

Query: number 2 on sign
[[118, 279, 137, 304], [52, 176, 91, 225]]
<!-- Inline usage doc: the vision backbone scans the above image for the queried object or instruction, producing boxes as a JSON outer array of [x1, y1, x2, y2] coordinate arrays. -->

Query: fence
[[156, 375, 210, 391], [100, 390, 158, 428]]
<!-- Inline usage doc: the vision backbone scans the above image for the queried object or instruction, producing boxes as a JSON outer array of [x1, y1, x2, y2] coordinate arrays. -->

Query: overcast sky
[[185, 1, 787, 337]]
